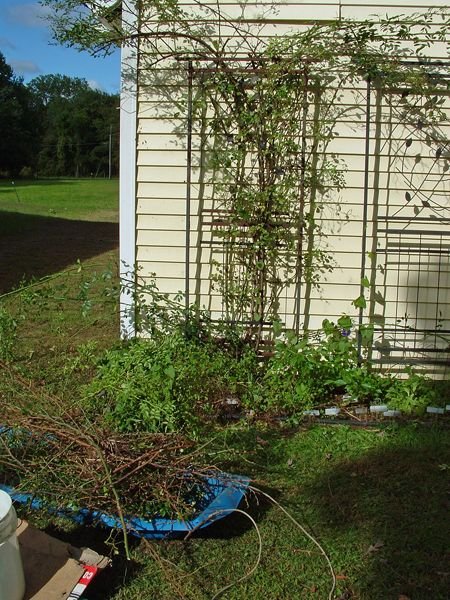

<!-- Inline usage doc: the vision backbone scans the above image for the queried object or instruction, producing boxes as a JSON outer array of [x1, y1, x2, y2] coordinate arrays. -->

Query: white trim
[[119, 0, 138, 337]]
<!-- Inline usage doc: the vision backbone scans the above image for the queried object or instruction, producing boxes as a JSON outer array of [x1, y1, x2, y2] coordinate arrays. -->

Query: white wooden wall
[[123, 0, 450, 368]]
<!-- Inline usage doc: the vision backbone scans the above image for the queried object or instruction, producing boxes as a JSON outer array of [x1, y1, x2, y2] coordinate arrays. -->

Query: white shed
[[120, 0, 450, 371]]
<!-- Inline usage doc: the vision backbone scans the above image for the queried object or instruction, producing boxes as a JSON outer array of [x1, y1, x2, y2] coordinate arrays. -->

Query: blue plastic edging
[[0, 474, 250, 540]]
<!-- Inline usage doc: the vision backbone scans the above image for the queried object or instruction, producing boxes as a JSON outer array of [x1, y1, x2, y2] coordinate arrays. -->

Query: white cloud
[[87, 79, 104, 91], [7, 3, 52, 28], [9, 59, 41, 75]]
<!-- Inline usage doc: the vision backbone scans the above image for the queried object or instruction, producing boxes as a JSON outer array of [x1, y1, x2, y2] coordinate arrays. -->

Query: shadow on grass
[[0, 211, 118, 294], [45, 494, 269, 600], [42, 522, 143, 600], [307, 427, 450, 599]]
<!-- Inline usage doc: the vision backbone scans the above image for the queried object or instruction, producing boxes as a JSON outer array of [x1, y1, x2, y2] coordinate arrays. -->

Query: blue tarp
[[0, 474, 250, 539]]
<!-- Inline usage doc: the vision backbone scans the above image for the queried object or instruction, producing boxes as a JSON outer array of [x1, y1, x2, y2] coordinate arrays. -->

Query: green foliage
[[200, 58, 343, 340], [64, 340, 99, 374], [28, 74, 119, 178], [386, 369, 437, 414], [0, 52, 41, 176], [262, 316, 359, 411], [82, 334, 259, 435], [189, 10, 449, 344], [0, 52, 119, 177], [340, 368, 391, 404], [257, 317, 443, 415]]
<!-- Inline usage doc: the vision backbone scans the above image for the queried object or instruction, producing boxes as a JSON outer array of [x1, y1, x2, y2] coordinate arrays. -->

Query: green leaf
[[353, 295, 367, 309], [359, 324, 374, 347], [272, 320, 283, 338], [164, 365, 176, 380], [337, 315, 352, 330], [361, 276, 370, 288]]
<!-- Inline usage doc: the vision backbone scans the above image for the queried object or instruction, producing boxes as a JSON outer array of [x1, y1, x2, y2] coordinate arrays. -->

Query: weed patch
[[82, 335, 259, 434]]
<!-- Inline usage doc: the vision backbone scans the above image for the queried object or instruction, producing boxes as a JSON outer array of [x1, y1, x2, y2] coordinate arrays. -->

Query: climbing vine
[[43, 2, 450, 348], [188, 13, 450, 346], [197, 64, 343, 344]]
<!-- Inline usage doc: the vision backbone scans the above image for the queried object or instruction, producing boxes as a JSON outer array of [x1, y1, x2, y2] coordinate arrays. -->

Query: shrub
[[261, 317, 359, 411], [82, 334, 259, 435], [385, 370, 437, 414]]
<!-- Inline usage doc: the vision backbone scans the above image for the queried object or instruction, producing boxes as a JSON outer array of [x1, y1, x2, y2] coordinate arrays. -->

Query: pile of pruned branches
[[0, 362, 215, 536]]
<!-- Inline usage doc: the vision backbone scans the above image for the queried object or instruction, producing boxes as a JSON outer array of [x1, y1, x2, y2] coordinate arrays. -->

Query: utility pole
[[108, 124, 112, 179]]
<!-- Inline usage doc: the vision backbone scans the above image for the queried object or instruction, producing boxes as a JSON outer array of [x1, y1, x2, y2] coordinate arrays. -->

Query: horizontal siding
[[136, 197, 372, 217], [142, 2, 341, 22], [343, 0, 447, 5], [341, 4, 447, 18], [135, 214, 371, 237], [136, 246, 369, 270], [131, 0, 450, 345], [176, 0, 338, 6], [135, 140, 449, 170], [141, 0, 448, 22]]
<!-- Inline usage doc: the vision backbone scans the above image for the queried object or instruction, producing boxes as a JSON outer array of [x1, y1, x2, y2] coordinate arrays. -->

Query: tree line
[[0, 52, 119, 178]]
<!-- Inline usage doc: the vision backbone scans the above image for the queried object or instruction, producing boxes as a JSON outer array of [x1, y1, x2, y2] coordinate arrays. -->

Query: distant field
[[0, 178, 119, 293], [0, 178, 119, 225]]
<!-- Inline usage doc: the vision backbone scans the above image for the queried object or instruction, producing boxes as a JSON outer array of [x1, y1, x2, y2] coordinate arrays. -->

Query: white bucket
[[0, 490, 25, 600]]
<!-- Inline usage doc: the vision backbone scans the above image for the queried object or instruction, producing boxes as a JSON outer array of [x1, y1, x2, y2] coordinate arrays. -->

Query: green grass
[[1, 177, 449, 600], [0, 176, 119, 391], [0, 177, 119, 294], [0, 178, 119, 226], [81, 422, 449, 600]]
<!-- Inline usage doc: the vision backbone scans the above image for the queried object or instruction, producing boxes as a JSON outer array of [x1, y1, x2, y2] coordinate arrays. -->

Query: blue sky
[[0, 0, 120, 93]]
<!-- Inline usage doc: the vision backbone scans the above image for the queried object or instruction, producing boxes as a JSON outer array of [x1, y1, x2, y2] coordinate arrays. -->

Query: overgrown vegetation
[[2, 2, 450, 596], [0, 178, 448, 598], [81, 307, 448, 427], [2, 266, 444, 448], [82, 333, 258, 434]]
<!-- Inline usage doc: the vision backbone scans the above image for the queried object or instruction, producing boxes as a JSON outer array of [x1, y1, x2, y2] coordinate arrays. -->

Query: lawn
[[0, 178, 119, 224], [0, 178, 449, 600], [0, 178, 119, 293], [86, 422, 448, 600]]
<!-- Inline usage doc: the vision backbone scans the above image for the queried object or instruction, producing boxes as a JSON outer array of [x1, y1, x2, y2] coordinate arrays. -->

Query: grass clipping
[[0, 362, 216, 555]]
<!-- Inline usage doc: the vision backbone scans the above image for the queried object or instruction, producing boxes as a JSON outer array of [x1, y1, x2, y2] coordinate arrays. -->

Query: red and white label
[[67, 565, 99, 599]]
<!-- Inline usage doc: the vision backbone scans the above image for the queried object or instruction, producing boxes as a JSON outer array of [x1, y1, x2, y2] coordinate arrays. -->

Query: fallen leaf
[[256, 436, 269, 446], [336, 574, 348, 580], [366, 540, 384, 555], [286, 458, 294, 467], [336, 592, 352, 600], [398, 595, 411, 600]]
